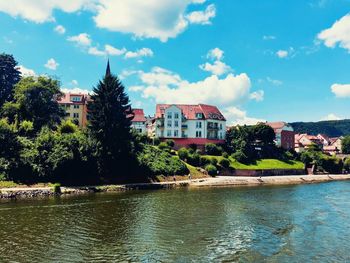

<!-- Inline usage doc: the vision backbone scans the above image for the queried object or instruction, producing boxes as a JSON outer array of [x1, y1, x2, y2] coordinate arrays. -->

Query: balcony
[[207, 123, 219, 130]]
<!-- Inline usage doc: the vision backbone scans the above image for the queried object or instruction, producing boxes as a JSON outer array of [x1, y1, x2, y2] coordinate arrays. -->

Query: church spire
[[105, 58, 111, 76]]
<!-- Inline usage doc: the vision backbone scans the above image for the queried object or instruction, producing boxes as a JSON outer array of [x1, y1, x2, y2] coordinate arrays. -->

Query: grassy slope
[[202, 155, 304, 170]]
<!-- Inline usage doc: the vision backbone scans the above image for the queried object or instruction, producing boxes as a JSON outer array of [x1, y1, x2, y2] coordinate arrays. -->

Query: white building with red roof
[[153, 104, 226, 148], [131, 109, 147, 133]]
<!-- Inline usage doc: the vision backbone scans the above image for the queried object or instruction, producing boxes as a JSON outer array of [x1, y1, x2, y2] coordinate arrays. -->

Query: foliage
[[18, 120, 34, 137], [165, 139, 175, 148], [205, 143, 222, 156], [178, 147, 189, 161], [291, 120, 350, 137], [341, 136, 350, 154], [219, 158, 230, 168], [222, 152, 229, 158], [153, 137, 160, 145], [318, 156, 343, 174], [0, 53, 20, 108], [205, 164, 217, 176], [137, 145, 189, 176], [158, 142, 171, 152], [344, 158, 350, 172], [186, 152, 201, 167], [200, 156, 211, 166], [88, 69, 134, 178], [210, 158, 218, 166], [58, 119, 78, 134]]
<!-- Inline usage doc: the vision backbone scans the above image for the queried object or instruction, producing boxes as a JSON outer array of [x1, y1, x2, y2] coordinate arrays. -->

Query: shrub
[[205, 164, 218, 176], [187, 152, 201, 167], [319, 156, 343, 174], [200, 156, 211, 166], [158, 142, 170, 151], [137, 145, 189, 176], [219, 158, 230, 168], [222, 152, 229, 158], [166, 139, 175, 148], [153, 137, 160, 145], [188, 144, 197, 154], [231, 150, 249, 163], [58, 119, 78, 134], [210, 158, 218, 166], [19, 120, 34, 136], [205, 143, 222, 156], [52, 183, 61, 194], [344, 158, 350, 172], [178, 147, 189, 161]]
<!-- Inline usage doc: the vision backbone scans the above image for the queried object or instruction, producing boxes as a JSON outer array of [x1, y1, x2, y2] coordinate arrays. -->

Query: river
[[1, 181, 350, 262]]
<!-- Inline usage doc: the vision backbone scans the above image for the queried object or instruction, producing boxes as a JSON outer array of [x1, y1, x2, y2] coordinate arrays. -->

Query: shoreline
[[1, 174, 350, 200]]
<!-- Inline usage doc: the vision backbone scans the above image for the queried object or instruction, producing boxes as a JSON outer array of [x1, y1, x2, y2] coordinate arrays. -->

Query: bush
[[219, 158, 230, 168], [231, 150, 249, 163], [188, 144, 197, 154], [137, 145, 189, 176], [344, 158, 350, 172], [158, 142, 170, 151], [19, 120, 34, 136], [166, 139, 175, 148], [222, 152, 229, 158], [205, 164, 218, 176], [200, 156, 210, 166], [52, 183, 61, 194], [187, 152, 201, 167], [205, 143, 222, 156], [153, 137, 160, 145], [319, 156, 343, 174], [178, 147, 189, 161], [210, 158, 218, 166], [58, 119, 78, 134]]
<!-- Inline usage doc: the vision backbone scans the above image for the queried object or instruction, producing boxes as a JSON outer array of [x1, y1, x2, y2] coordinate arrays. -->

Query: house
[[57, 92, 90, 127], [294, 133, 324, 152], [131, 109, 147, 133], [323, 137, 343, 155], [153, 104, 226, 149], [266, 122, 295, 150], [317, 134, 331, 146]]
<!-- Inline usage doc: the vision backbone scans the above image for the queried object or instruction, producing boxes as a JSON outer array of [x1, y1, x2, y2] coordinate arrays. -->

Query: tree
[[0, 53, 20, 108], [11, 76, 65, 130], [88, 62, 134, 179], [342, 136, 350, 154]]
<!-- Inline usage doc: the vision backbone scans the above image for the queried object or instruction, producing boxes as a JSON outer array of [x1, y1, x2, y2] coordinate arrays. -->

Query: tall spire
[[105, 58, 111, 76]]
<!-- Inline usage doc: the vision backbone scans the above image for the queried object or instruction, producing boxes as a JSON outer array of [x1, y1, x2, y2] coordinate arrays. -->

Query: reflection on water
[[1, 181, 350, 262]]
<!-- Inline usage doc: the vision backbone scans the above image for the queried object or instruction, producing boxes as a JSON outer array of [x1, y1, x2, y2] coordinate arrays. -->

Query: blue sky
[[1, 0, 350, 124]]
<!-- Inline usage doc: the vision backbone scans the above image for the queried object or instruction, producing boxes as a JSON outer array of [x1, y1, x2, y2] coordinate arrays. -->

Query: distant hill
[[290, 119, 350, 137]]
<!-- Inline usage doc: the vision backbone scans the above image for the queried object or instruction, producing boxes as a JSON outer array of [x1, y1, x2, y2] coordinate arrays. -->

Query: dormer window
[[196, 113, 203, 119], [71, 96, 82, 102]]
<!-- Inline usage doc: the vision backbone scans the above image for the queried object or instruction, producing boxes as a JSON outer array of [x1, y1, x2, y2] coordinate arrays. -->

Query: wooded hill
[[291, 119, 350, 137]]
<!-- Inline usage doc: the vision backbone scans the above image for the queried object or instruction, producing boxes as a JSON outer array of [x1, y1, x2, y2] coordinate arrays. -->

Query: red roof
[[266, 122, 288, 129], [132, 108, 146, 122], [57, 93, 89, 105], [155, 104, 225, 121]]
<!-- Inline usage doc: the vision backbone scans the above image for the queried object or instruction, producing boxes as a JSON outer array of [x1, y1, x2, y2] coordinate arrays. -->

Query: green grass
[[0, 181, 20, 188], [201, 155, 304, 170]]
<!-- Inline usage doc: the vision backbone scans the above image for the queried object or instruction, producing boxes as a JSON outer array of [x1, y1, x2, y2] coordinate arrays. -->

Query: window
[[174, 130, 179, 137], [196, 131, 202, 138], [174, 120, 179, 127], [196, 122, 202, 128], [71, 96, 81, 102], [73, 105, 79, 109], [73, 113, 79, 118], [220, 123, 223, 129], [167, 120, 172, 128], [196, 113, 203, 119], [174, 113, 179, 119], [167, 130, 172, 137], [167, 112, 172, 119]]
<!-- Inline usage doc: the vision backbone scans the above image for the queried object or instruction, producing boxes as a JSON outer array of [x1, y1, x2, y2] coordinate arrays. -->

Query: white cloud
[[249, 90, 264, 101], [88, 46, 106, 56], [67, 33, 92, 46], [0, 0, 93, 23], [331, 83, 350, 98], [17, 65, 36, 77], [135, 66, 252, 106], [266, 77, 283, 86], [318, 13, 350, 52], [320, 113, 342, 121], [93, 0, 215, 42], [54, 25, 66, 34], [186, 4, 216, 25], [207, 47, 224, 60], [223, 107, 265, 126], [125, 48, 154, 59], [263, 35, 276, 40], [276, 50, 289, 58], [129, 86, 144, 92], [71, 80, 78, 86], [44, 58, 59, 70], [61, 87, 91, 94], [200, 60, 231, 76], [105, 44, 126, 56]]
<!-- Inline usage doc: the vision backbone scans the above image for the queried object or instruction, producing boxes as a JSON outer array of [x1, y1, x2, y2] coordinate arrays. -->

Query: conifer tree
[[88, 61, 134, 178]]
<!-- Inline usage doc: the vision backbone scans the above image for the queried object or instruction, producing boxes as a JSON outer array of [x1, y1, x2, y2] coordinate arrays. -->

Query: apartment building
[[266, 122, 295, 150], [131, 109, 147, 133], [57, 92, 89, 127]]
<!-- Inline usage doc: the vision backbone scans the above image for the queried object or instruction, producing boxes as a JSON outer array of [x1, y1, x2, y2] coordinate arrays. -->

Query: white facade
[[155, 105, 226, 140], [131, 122, 147, 134]]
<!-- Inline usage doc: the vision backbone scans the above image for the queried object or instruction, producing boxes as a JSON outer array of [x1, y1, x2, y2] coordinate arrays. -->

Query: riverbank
[[1, 174, 350, 199]]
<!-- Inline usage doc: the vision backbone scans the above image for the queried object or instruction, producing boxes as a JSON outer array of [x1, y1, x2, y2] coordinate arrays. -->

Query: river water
[[1, 181, 350, 262]]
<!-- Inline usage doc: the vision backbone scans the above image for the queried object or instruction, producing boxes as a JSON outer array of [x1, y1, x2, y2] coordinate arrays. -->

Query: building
[[131, 109, 147, 133], [153, 104, 226, 148], [57, 92, 90, 127], [294, 133, 324, 152], [266, 122, 295, 150]]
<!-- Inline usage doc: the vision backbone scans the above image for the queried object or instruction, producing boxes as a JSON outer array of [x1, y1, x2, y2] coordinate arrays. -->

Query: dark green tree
[[0, 53, 21, 107], [342, 136, 350, 154], [88, 62, 134, 179], [10, 76, 65, 130]]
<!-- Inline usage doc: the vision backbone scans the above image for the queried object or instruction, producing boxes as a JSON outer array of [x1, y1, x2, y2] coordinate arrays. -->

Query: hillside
[[291, 119, 350, 137]]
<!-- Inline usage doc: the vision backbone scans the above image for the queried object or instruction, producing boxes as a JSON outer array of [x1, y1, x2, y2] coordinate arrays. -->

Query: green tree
[[11, 76, 65, 130], [88, 63, 134, 178], [341, 136, 350, 154], [0, 53, 20, 108]]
